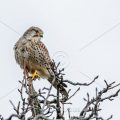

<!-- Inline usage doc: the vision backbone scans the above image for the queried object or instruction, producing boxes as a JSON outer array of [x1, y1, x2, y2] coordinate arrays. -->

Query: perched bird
[[14, 26, 68, 98]]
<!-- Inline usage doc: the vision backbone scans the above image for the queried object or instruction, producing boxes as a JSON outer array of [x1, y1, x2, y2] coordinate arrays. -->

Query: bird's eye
[[31, 30, 36, 36]]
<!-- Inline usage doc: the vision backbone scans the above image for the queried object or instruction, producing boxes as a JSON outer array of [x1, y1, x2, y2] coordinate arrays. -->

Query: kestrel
[[14, 26, 68, 98]]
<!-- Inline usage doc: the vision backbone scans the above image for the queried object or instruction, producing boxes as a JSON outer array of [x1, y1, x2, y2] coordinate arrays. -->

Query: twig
[[63, 76, 99, 86]]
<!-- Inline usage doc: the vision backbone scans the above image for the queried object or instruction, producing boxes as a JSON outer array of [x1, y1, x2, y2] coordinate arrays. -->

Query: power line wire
[[0, 87, 18, 101], [79, 22, 120, 52], [0, 20, 20, 35]]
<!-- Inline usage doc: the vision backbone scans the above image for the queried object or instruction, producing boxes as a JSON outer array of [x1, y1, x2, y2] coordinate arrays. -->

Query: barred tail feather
[[48, 76, 68, 99]]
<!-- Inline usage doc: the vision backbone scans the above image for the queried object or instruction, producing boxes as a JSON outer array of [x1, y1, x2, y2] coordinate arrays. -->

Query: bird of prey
[[14, 26, 68, 98]]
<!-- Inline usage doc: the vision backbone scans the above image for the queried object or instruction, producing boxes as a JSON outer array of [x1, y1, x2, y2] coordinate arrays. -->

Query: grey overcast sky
[[0, 0, 120, 119]]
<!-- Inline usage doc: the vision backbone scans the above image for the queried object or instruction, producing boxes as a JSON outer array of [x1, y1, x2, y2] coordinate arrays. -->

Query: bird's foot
[[31, 70, 40, 80]]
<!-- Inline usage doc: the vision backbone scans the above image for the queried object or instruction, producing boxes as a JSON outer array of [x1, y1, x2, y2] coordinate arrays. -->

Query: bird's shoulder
[[14, 36, 28, 50]]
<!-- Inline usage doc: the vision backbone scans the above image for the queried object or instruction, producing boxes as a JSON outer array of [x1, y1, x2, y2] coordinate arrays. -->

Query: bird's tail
[[48, 76, 68, 100]]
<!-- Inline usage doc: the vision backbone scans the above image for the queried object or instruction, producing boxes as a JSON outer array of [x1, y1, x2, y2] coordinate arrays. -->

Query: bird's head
[[23, 26, 44, 38]]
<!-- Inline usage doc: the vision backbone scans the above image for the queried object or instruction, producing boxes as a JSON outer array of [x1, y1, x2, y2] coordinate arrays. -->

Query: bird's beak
[[40, 34, 43, 37]]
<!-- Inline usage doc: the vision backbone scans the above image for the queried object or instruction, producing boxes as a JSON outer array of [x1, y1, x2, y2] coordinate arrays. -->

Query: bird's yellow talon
[[32, 70, 40, 80]]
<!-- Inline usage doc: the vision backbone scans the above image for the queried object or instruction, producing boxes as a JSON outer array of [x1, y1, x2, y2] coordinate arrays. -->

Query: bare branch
[[63, 75, 99, 86], [1, 62, 120, 120]]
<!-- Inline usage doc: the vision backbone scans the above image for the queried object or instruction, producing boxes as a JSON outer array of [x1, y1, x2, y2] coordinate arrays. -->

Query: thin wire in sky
[[0, 19, 20, 35], [79, 22, 120, 52], [0, 20, 20, 100], [0, 87, 18, 101]]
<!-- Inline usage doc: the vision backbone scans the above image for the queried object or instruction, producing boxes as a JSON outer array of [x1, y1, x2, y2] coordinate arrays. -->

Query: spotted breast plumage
[[14, 26, 68, 98]]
